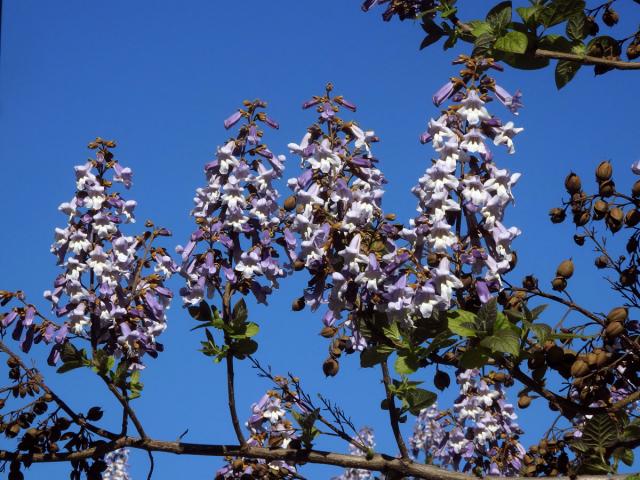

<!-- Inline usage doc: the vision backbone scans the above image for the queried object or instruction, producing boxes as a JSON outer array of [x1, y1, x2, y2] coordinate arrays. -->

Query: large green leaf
[[404, 388, 437, 415], [486, 1, 512, 33], [540, 0, 585, 28], [580, 414, 619, 451], [395, 354, 419, 375], [448, 310, 478, 337], [494, 31, 528, 54], [566, 12, 586, 41], [480, 329, 520, 356], [460, 347, 491, 368], [360, 345, 392, 368], [555, 60, 581, 89]]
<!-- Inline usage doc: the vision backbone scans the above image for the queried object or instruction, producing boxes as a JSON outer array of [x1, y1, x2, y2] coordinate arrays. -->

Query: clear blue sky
[[1, 1, 639, 478]]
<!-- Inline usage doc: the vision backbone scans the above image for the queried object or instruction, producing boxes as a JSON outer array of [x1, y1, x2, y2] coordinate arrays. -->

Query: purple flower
[[223, 110, 243, 129], [433, 80, 455, 106]]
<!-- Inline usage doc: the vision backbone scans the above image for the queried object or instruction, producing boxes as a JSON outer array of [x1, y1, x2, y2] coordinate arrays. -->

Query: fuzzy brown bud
[[320, 326, 338, 338], [549, 208, 566, 224], [593, 200, 608, 220], [564, 172, 582, 194], [570, 359, 589, 377], [283, 196, 297, 211], [596, 161, 612, 182], [518, 395, 532, 408], [602, 8, 619, 26], [607, 307, 628, 324], [556, 259, 574, 279], [595, 255, 609, 269], [322, 357, 339, 377], [291, 297, 306, 311], [522, 275, 538, 290], [573, 234, 586, 246], [551, 276, 567, 291]]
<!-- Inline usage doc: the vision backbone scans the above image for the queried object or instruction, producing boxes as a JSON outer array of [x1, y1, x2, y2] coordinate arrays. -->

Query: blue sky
[[1, 1, 640, 478]]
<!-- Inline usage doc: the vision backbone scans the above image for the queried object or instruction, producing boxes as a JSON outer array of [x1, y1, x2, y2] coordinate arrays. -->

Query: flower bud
[[620, 266, 638, 287], [283, 196, 297, 211], [427, 252, 440, 267], [293, 259, 305, 271], [564, 172, 582, 194], [570, 359, 589, 377], [434, 370, 451, 391], [549, 208, 566, 224], [625, 209, 640, 227], [573, 210, 590, 226], [322, 357, 339, 377], [546, 345, 565, 367], [320, 326, 338, 338], [573, 234, 586, 246], [595, 161, 612, 182], [607, 307, 628, 324], [551, 276, 567, 291], [518, 395, 532, 408], [593, 200, 608, 220], [556, 259, 574, 279], [291, 297, 306, 311], [522, 275, 538, 290], [605, 321, 625, 338], [385, 213, 397, 221], [602, 8, 619, 26], [595, 255, 609, 269], [599, 180, 615, 197]]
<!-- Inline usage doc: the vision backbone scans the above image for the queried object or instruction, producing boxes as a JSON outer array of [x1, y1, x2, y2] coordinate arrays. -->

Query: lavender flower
[[333, 427, 376, 480], [103, 448, 132, 480]]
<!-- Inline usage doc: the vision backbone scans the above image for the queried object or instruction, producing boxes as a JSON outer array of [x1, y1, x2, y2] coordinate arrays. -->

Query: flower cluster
[[410, 369, 525, 476], [103, 448, 132, 480], [1, 140, 176, 369], [216, 391, 298, 479], [333, 427, 376, 480], [405, 57, 523, 312], [285, 85, 398, 351], [178, 101, 287, 308]]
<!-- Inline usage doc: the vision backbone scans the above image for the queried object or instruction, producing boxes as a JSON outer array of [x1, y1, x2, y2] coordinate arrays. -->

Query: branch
[[99, 374, 147, 438], [0, 340, 118, 441], [534, 49, 640, 70], [0, 437, 633, 480], [380, 360, 409, 459]]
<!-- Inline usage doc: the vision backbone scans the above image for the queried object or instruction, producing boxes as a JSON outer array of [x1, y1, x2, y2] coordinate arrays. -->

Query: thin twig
[[380, 360, 409, 459]]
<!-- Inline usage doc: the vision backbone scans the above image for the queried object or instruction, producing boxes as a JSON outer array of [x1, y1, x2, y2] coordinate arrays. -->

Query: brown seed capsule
[[620, 267, 638, 287], [595, 350, 609, 367], [518, 395, 532, 409], [283, 196, 297, 211], [607, 307, 628, 324], [549, 208, 566, 224], [633, 180, 640, 198], [291, 297, 306, 311], [593, 200, 608, 220], [293, 259, 305, 271], [556, 259, 574, 279], [602, 8, 619, 26], [586, 353, 598, 367], [528, 350, 546, 369], [586, 16, 599, 36], [627, 44, 640, 61], [595, 255, 609, 269], [573, 210, 590, 226], [384, 213, 397, 221], [427, 252, 440, 267], [551, 276, 567, 291], [492, 372, 507, 383], [564, 172, 582, 194], [574, 234, 586, 246], [522, 275, 538, 290], [322, 357, 339, 377], [596, 161, 613, 182], [599, 180, 616, 197], [434, 370, 451, 391], [546, 346, 565, 367], [320, 326, 338, 338], [605, 321, 625, 338], [570, 359, 590, 377], [625, 209, 640, 227]]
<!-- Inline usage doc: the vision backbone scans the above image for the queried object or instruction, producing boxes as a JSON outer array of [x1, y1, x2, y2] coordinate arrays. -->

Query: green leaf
[[516, 5, 540, 26], [231, 338, 258, 358], [613, 447, 634, 467], [494, 31, 528, 54], [447, 310, 478, 337], [486, 1, 512, 33], [539, 34, 573, 53], [244, 322, 259, 338], [566, 12, 586, 41], [580, 414, 619, 451], [467, 20, 493, 38], [495, 51, 550, 69], [480, 329, 520, 357], [460, 347, 491, 368], [404, 388, 437, 415], [57, 360, 84, 374], [528, 322, 553, 343], [188, 301, 212, 321], [383, 322, 402, 344], [476, 298, 498, 335], [540, 0, 585, 28], [232, 298, 248, 325], [474, 32, 496, 55], [555, 60, 581, 89], [528, 304, 548, 321], [395, 354, 419, 375], [360, 346, 392, 368]]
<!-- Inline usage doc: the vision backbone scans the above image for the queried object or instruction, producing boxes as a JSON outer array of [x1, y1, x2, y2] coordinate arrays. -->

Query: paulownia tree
[[1, 2, 639, 480]]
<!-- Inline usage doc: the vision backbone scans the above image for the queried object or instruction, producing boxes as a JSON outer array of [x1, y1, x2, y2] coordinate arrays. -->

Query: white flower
[[217, 140, 239, 174], [458, 90, 490, 126], [493, 121, 524, 154], [87, 246, 112, 276], [68, 230, 91, 254], [350, 124, 376, 154]]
